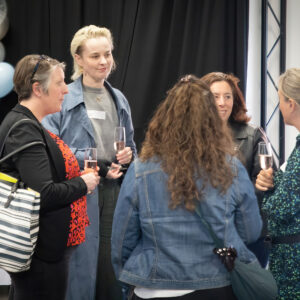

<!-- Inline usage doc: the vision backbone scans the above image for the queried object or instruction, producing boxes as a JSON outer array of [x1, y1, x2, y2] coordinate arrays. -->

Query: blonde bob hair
[[278, 68, 300, 106], [70, 25, 115, 80]]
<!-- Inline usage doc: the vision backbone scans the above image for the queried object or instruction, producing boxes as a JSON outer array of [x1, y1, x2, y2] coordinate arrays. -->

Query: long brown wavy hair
[[140, 75, 236, 211], [201, 72, 251, 123]]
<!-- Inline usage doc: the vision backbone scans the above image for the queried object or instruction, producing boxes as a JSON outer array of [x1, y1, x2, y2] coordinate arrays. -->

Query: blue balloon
[[0, 62, 14, 98]]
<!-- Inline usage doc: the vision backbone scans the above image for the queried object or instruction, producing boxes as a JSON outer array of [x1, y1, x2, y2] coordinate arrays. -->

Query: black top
[[229, 121, 277, 237], [0, 104, 87, 262], [229, 121, 262, 183]]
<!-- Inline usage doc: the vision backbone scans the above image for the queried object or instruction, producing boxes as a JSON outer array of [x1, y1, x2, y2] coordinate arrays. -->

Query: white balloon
[[0, 62, 14, 98], [0, 0, 8, 40], [0, 15, 8, 40], [0, 0, 7, 23], [0, 41, 5, 61]]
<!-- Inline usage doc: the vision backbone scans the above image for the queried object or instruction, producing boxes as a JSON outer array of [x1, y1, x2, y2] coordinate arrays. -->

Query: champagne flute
[[258, 142, 273, 170], [114, 127, 126, 168], [84, 148, 97, 172]]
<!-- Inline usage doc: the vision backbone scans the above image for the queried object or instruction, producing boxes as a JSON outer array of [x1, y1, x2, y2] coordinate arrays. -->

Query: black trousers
[[9, 247, 75, 300], [132, 285, 237, 300], [95, 179, 122, 300], [247, 236, 269, 268]]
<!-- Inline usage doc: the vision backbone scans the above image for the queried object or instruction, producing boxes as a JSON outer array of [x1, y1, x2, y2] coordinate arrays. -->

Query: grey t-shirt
[[83, 85, 119, 162]]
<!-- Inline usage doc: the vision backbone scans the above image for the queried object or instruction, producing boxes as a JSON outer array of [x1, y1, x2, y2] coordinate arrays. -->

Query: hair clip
[[180, 75, 192, 82]]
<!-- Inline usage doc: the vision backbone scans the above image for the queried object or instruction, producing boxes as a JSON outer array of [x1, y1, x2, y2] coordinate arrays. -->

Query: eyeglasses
[[30, 55, 48, 82]]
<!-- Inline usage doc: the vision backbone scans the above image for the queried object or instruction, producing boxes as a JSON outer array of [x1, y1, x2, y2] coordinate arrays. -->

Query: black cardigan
[[0, 104, 87, 262]]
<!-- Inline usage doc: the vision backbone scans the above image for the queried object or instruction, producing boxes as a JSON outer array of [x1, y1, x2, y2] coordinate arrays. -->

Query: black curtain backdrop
[[1, 0, 248, 150]]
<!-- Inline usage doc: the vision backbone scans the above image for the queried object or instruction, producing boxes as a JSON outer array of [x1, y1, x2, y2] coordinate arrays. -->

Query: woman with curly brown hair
[[201, 72, 273, 268], [111, 75, 262, 300]]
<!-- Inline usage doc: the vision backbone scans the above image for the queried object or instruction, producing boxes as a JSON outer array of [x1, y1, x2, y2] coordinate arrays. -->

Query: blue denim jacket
[[42, 77, 136, 300], [111, 157, 262, 290], [43, 77, 136, 169]]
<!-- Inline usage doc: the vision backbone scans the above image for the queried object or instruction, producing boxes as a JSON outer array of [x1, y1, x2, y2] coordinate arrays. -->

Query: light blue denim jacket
[[42, 77, 136, 300], [111, 157, 262, 290], [43, 76, 136, 169]]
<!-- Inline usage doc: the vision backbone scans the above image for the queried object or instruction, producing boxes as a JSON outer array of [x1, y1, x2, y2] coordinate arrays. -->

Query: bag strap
[[0, 118, 45, 164], [195, 206, 224, 249], [195, 205, 237, 272]]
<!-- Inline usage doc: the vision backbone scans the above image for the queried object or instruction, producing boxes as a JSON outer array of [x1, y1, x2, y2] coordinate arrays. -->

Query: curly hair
[[140, 75, 235, 211], [201, 72, 250, 123]]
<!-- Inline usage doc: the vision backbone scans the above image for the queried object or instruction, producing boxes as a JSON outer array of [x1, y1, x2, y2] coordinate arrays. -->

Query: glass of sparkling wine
[[258, 142, 273, 170], [114, 127, 126, 166], [84, 148, 97, 172]]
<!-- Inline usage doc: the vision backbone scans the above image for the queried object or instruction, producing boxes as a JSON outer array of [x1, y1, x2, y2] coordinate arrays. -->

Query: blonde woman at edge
[[256, 68, 300, 300]]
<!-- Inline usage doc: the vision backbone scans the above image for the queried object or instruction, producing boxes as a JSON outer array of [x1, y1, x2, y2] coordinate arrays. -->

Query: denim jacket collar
[[64, 76, 127, 120]]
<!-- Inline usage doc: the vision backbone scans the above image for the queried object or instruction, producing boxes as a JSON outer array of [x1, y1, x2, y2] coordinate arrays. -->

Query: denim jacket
[[43, 76, 136, 169], [42, 77, 136, 300], [111, 157, 262, 290]]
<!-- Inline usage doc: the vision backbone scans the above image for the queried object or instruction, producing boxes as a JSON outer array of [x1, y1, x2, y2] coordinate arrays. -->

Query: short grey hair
[[14, 54, 65, 101]]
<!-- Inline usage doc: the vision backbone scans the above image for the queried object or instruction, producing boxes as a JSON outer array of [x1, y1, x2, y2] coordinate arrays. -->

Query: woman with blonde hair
[[111, 75, 262, 300], [256, 68, 300, 299], [43, 25, 136, 300]]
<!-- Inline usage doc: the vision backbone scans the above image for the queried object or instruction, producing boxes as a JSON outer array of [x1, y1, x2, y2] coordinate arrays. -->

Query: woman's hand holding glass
[[255, 168, 274, 191], [80, 172, 100, 194], [116, 147, 133, 165], [114, 126, 132, 168]]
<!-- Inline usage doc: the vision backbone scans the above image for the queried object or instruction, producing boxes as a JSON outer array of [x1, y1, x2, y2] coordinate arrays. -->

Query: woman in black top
[[0, 54, 100, 300], [201, 72, 272, 268]]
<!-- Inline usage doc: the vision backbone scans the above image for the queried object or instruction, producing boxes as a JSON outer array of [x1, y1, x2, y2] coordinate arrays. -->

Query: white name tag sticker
[[87, 110, 106, 120]]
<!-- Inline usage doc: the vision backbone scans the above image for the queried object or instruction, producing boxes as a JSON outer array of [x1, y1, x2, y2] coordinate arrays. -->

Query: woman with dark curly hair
[[200, 72, 260, 177], [201, 72, 272, 268], [111, 75, 262, 300]]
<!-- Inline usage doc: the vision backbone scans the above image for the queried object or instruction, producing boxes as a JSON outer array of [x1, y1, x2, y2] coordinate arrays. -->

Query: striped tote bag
[[0, 119, 44, 272], [0, 173, 40, 272]]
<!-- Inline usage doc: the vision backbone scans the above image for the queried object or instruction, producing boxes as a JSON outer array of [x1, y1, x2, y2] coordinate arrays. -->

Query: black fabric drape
[[1, 0, 248, 150]]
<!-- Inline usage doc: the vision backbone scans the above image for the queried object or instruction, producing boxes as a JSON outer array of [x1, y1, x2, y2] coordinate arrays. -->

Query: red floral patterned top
[[48, 131, 89, 247]]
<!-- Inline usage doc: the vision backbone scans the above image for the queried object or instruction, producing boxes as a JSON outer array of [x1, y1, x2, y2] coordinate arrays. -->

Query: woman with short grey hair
[[0, 54, 100, 300]]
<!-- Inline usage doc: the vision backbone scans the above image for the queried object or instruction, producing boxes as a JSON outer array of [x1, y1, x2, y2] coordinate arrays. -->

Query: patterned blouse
[[48, 131, 89, 247], [262, 134, 300, 300]]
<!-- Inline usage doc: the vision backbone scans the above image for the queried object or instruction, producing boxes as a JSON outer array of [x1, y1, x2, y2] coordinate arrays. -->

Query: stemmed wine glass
[[114, 127, 126, 168], [258, 142, 273, 170], [84, 148, 97, 194], [84, 148, 97, 171]]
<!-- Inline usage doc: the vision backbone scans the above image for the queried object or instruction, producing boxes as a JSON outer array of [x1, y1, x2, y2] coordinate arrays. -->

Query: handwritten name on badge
[[87, 110, 106, 120]]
